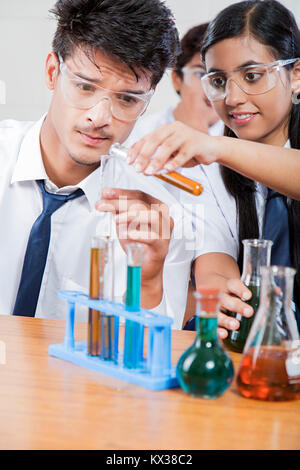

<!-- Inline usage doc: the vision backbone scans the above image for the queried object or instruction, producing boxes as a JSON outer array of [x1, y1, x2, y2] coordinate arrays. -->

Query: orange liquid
[[155, 172, 203, 196], [88, 247, 100, 356], [237, 346, 300, 401]]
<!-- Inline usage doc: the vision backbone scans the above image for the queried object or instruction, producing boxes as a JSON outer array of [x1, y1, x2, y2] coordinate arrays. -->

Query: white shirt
[[0, 115, 194, 329]]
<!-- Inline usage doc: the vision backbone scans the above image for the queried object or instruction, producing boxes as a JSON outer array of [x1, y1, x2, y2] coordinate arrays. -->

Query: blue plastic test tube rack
[[48, 290, 179, 391]]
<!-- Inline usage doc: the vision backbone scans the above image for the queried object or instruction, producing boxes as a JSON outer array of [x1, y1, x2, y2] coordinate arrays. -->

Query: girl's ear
[[291, 59, 300, 95]]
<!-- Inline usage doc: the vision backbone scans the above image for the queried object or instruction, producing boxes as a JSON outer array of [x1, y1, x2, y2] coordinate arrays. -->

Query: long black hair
[[201, 0, 300, 310]]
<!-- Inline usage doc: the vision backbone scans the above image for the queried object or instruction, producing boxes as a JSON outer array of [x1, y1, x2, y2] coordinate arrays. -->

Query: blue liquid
[[177, 316, 234, 398], [124, 266, 143, 369]]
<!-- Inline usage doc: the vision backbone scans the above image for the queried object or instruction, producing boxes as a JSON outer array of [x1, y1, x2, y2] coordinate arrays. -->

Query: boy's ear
[[45, 52, 60, 91]]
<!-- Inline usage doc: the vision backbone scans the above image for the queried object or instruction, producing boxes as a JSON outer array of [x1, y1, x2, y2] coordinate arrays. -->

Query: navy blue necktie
[[12, 180, 84, 317], [264, 189, 291, 267]]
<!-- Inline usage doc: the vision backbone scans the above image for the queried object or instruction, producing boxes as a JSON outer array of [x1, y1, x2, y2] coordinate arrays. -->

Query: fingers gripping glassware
[[59, 57, 154, 122], [107, 143, 203, 196], [201, 58, 300, 102], [224, 239, 273, 353]]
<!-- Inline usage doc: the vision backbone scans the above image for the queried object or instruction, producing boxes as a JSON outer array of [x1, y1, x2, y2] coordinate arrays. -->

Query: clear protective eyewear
[[58, 57, 154, 122], [182, 66, 206, 86], [201, 58, 300, 101]]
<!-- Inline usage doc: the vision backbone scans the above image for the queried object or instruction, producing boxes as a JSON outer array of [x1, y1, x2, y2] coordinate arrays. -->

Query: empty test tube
[[123, 242, 144, 369]]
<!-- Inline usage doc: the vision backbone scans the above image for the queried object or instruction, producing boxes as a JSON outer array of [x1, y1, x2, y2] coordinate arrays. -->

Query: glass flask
[[176, 287, 234, 398], [237, 266, 300, 401], [224, 239, 273, 353]]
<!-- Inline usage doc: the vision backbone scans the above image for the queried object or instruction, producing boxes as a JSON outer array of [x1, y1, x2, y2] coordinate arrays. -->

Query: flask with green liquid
[[176, 287, 234, 398], [224, 239, 273, 353]]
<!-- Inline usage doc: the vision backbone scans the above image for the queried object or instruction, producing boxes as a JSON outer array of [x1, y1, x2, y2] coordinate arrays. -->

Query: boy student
[[0, 0, 194, 329]]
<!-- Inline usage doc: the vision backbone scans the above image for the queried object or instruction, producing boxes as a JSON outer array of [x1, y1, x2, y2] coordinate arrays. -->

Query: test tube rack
[[48, 290, 179, 391]]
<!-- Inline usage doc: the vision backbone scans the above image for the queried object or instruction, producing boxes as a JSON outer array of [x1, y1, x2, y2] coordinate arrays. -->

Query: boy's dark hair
[[50, 0, 180, 86], [174, 23, 209, 79]]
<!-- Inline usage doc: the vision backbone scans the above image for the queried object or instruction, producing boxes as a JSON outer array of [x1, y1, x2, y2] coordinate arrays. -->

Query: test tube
[[88, 236, 102, 356], [88, 236, 118, 360], [123, 242, 144, 369], [109, 143, 203, 196], [99, 238, 119, 362]]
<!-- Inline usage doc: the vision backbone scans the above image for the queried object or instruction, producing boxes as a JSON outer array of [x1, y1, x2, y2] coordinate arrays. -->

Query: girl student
[[127, 0, 300, 337]]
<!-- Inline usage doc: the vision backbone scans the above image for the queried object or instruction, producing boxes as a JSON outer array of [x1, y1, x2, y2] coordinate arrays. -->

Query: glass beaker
[[176, 287, 234, 398], [224, 239, 273, 353], [237, 266, 300, 401]]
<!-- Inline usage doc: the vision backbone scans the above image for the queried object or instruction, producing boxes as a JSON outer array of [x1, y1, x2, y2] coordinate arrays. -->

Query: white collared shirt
[[0, 115, 194, 329]]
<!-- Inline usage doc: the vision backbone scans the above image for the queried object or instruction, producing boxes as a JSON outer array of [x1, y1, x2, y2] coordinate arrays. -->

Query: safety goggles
[[182, 66, 206, 86], [59, 58, 154, 122], [201, 58, 300, 101]]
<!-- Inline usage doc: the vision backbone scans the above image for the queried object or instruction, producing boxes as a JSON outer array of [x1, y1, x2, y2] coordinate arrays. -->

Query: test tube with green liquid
[[123, 243, 144, 369]]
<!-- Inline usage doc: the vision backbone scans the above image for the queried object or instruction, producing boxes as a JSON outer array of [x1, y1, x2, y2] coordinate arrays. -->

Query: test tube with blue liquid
[[123, 242, 144, 369]]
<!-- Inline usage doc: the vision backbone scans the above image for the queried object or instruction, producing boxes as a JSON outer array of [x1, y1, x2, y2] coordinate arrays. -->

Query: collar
[[10, 114, 100, 211], [11, 114, 48, 184]]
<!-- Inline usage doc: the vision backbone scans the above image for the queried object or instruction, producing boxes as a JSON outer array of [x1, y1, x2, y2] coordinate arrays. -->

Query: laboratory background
[[1, 0, 300, 122]]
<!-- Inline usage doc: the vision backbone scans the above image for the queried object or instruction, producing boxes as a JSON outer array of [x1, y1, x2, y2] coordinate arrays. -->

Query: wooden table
[[0, 315, 299, 450]]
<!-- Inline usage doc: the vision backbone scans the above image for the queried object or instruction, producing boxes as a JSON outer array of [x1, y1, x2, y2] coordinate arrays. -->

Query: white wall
[[1, 0, 300, 121]]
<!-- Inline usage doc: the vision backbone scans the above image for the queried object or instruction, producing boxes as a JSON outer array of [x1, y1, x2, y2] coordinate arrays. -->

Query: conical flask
[[176, 287, 234, 398], [237, 266, 300, 401], [224, 239, 273, 353]]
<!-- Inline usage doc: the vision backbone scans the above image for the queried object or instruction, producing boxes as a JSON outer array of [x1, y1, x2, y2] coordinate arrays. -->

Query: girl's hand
[[217, 278, 254, 340], [127, 121, 220, 175]]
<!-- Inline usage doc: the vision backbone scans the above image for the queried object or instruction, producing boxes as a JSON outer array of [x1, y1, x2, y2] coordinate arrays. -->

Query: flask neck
[[241, 240, 272, 285], [195, 316, 218, 345]]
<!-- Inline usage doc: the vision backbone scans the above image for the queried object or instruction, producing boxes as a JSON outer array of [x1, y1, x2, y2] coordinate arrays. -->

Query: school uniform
[[0, 115, 194, 329]]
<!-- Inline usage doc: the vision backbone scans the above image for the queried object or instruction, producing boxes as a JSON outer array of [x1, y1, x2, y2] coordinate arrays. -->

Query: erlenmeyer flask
[[176, 287, 234, 398], [237, 266, 300, 401], [224, 239, 273, 353]]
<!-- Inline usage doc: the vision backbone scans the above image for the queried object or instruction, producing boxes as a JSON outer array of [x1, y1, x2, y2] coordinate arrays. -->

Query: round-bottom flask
[[177, 287, 234, 398]]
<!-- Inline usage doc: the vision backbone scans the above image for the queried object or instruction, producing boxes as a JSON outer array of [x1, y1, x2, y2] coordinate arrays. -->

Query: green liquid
[[176, 316, 234, 398], [124, 265, 143, 369], [224, 284, 260, 353]]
